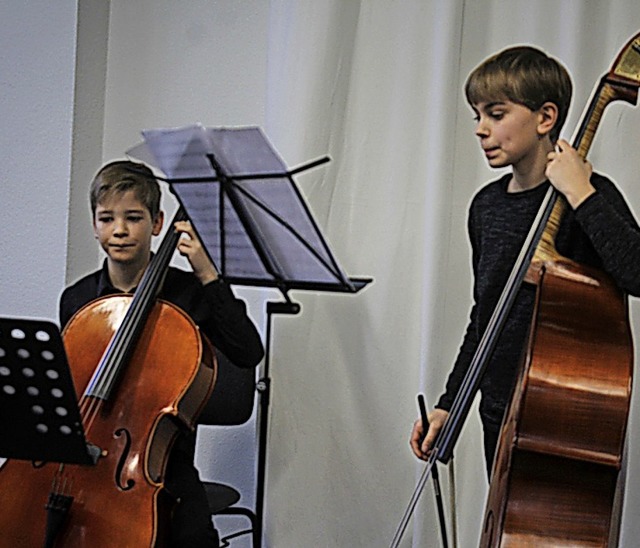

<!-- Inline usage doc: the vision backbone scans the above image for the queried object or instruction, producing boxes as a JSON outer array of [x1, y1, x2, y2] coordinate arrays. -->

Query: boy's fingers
[[174, 220, 195, 232]]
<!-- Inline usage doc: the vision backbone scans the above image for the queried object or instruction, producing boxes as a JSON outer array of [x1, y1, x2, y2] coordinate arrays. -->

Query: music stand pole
[[255, 298, 301, 543]]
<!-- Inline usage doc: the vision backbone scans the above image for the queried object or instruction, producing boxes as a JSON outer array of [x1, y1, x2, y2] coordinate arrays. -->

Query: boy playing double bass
[[410, 45, 640, 477]]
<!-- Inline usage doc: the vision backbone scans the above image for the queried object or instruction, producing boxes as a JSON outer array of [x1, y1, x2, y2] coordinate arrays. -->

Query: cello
[[390, 31, 640, 547], [0, 207, 217, 547]]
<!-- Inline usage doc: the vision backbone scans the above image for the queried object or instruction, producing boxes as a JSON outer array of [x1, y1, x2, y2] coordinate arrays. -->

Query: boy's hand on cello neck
[[174, 220, 219, 285], [409, 408, 449, 461], [546, 138, 596, 209]]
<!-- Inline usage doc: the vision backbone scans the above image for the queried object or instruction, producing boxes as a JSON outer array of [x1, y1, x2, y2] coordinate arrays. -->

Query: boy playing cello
[[60, 160, 264, 546]]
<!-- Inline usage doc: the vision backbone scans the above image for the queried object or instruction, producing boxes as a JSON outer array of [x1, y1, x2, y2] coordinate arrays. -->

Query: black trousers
[[482, 418, 501, 479], [165, 432, 219, 547]]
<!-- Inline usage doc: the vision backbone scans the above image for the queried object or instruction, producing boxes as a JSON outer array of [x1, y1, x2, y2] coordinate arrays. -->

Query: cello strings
[[94, 220, 179, 398]]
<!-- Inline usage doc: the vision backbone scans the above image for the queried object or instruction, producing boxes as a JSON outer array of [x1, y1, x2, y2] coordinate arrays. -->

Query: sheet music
[[126, 125, 357, 291]]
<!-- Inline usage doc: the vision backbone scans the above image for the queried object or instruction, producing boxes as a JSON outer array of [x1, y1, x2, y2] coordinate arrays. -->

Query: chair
[[205, 482, 258, 547], [198, 350, 259, 547]]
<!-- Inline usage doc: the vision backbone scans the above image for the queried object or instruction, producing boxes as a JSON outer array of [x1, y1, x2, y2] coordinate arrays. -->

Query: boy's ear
[[92, 216, 99, 238], [152, 211, 164, 236], [537, 102, 559, 138]]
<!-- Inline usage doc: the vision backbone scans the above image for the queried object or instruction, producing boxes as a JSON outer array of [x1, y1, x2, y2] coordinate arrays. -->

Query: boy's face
[[471, 100, 546, 169], [93, 190, 163, 269]]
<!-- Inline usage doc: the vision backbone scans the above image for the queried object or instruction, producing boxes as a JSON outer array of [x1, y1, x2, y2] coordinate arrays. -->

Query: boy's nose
[[113, 219, 128, 235], [475, 120, 489, 137]]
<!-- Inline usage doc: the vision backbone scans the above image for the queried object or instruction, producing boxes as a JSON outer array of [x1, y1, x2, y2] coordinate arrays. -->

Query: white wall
[[66, 0, 110, 285], [0, 0, 78, 321]]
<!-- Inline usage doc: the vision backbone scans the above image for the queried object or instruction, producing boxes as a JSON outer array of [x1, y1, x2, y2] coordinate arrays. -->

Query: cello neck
[[85, 207, 189, 400], [133, 206, 189, 309]]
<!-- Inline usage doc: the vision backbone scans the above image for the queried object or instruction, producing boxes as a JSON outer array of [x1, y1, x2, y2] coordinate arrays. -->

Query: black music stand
[[127, 124, 372, 543], [0, 317, 99, 465]]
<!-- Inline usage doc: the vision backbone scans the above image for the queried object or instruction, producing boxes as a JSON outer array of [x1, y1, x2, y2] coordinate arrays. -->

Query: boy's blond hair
[[465, 45, 572, 142], [90, 160, 161, 219]]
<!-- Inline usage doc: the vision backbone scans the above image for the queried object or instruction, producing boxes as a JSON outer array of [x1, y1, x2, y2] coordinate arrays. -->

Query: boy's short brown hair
[[465, 45, 572, 142], [90, 160, 161, 219]]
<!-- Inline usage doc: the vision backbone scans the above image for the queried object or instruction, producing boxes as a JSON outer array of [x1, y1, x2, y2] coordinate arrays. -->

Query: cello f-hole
[[114, 427, 135, 491]]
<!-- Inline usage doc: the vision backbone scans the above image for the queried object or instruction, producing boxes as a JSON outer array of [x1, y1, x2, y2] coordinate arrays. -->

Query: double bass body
[[0, 296, 216, 547], [481, 260, 633, 547]]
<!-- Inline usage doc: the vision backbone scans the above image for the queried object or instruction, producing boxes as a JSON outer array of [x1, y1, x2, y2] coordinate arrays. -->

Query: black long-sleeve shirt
[[436, 173, 640, 429]]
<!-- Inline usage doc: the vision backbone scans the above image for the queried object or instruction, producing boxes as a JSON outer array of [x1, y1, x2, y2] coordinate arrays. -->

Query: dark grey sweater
[[436, 172, 640, 430]]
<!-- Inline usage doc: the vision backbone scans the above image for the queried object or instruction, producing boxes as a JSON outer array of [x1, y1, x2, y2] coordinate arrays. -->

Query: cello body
[[480, 260, 633, 547], [0, 295, 216, 547]]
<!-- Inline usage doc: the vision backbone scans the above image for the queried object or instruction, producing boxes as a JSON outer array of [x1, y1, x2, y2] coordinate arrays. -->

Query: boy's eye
[[127, 215, 143, 222], [489, 111, 504, 120], [98, 216, 113, 223]]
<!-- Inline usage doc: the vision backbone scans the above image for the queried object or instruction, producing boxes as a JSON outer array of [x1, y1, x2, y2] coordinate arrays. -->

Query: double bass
[[390, 30, 640, 547], [0, 207, 217, 546], [480, 32, 640, 547]]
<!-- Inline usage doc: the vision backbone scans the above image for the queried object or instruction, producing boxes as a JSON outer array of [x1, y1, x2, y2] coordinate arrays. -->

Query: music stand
[[127, 124, 372, 542], [0, 317, 99, 465]]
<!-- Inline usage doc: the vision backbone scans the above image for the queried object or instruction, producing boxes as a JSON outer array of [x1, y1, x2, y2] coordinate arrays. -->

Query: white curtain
[[259, 1, 640, 547]]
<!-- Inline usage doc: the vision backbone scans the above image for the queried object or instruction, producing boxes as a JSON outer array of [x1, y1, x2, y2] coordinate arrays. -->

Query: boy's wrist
[[565, 183, 596, 210], [195, 267, 219, 286]]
